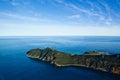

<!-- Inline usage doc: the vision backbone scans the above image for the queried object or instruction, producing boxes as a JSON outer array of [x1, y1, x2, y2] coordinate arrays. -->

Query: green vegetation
[[26, 48, 120, 75], [84, 51, 110, 55]]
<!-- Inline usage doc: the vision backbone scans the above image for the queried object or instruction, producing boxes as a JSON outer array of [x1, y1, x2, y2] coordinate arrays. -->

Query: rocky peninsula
[[26, 48, 120, 75]]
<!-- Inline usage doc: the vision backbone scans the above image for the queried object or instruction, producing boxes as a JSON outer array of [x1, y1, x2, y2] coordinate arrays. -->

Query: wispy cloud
[[97, 0, 113, 25], [68, 14, 80, 19], [0, 12, 51, 22], [55, 0, 114, 26], [0, 0, 119, 36]]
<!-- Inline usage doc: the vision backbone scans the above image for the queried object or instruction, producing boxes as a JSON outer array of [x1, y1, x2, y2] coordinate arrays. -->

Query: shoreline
[[26, 48, 120, 75]]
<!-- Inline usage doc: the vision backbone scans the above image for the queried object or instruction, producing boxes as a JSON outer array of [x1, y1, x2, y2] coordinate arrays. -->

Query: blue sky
[[0, 0, 120, 36]]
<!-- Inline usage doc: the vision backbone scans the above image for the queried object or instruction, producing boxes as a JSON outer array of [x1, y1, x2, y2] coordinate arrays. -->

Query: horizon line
[[0, 35, 120, 37]]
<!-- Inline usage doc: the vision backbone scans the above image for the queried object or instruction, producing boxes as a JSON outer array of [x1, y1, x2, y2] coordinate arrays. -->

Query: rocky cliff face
[[26, 48, 57, 61], [26, 48, 120, 75]]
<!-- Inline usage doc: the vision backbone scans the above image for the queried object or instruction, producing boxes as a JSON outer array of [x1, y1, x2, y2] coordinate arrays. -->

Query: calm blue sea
[[0, 36, 120, 80]]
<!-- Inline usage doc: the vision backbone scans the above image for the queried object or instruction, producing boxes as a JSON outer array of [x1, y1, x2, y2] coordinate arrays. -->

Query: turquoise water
[[0, 36, 120, 80]]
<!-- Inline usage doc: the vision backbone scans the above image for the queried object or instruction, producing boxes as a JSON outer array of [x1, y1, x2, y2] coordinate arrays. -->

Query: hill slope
[[26, 48, 120, 75]]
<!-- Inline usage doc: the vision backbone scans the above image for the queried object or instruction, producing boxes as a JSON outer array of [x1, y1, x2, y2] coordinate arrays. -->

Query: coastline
[[26, 48, 120, 75]]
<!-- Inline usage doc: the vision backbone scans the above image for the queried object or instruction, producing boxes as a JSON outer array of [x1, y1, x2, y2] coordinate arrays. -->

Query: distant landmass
[[26, 48, 120, 75]]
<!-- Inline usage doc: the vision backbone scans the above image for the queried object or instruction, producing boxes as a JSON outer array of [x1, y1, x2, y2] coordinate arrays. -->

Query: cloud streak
[[68, 14, 80, 19], [0, 12, 52, 23], [55, 0, 115, 26]]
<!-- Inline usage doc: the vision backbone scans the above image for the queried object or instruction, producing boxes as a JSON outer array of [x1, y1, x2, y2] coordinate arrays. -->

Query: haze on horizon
[[0, 0, 120, 36]]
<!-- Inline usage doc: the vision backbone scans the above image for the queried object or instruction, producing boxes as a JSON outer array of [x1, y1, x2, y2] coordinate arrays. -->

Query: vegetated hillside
[[26, 48, 120, 75]]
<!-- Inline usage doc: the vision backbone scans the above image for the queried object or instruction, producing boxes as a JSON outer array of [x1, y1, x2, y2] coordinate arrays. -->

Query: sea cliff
[[26, 48, 120, 75]]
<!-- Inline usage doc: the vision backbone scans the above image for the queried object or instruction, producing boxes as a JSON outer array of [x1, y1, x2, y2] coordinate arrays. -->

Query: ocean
[[0, 36, 120, 80]]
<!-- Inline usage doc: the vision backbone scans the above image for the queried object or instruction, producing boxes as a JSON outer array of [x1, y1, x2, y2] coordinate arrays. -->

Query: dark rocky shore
[[26, 48, 120, 75]]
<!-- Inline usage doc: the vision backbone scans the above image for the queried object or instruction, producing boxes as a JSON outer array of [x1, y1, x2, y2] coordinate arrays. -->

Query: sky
[[0, 0, 120, 36]]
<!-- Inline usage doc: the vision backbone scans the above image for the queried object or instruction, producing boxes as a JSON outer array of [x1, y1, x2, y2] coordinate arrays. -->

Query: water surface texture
[[0, 36, 120, 80]]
